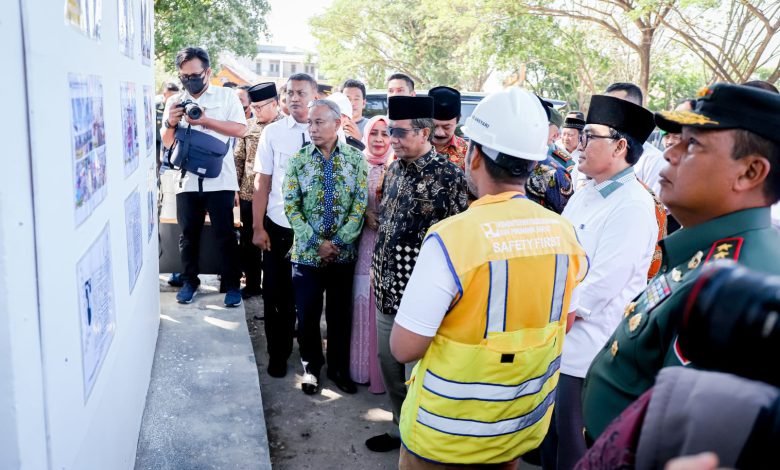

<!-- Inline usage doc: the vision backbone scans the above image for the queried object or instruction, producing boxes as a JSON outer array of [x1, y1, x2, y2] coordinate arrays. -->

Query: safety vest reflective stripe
[[416, 389, 557, 438], [485, 260, 509, 336], [422, 356, 561, 402], [549, 254, 569, 322]]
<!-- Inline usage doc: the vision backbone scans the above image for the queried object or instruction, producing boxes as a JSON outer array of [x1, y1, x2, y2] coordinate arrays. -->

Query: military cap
[[247, 82, 277, 102], [655, 83, 780, 143], [388, 96, 434, 120], [428, 86, 461, 121], [587, 95, 655, 143]]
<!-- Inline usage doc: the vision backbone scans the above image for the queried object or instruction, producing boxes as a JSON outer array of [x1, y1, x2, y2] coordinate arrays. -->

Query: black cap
[[388, 96, 434, 120], [655, 83, 780, 143], [587, 95, 655, 143], [563, 116, 585, 130], [428, 86, 461, 121], [248, 82, 277, 102]]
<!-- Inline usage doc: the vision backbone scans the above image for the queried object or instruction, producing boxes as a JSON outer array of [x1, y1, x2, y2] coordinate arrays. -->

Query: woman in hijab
[[349, 115, 393, 393]]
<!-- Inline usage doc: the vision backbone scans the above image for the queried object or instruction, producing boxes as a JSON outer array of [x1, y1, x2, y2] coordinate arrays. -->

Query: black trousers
[[292, 262, 356, 375], [262, 218, 296, 363], [540, 374, 587, 470], [176, 190, 240, 290], [239, 199, 262, 289]]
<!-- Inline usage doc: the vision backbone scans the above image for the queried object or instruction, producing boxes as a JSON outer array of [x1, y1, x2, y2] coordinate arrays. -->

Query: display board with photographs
[[65, 0, 103, 39], [147, 166, 156, 242], [120, 82, 140, 177], [77, 224, 116, 400], [69, 74, 108, 226]]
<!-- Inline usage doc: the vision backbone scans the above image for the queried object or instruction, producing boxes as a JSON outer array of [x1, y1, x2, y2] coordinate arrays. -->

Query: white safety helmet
[[325, 92, 353, 118], [462, 87, 549, 162]]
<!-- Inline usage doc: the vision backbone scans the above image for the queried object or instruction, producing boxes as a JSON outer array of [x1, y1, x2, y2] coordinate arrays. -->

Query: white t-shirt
[[253, 115, 311, 228], [634, 142, 666, 196], [560, 171, 657, 377], [162, 85, 246, 193], [395, 234, 581, 338]]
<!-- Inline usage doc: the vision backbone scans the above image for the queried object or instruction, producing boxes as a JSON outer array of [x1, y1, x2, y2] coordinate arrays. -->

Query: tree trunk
[[639, 29, 653, 106]]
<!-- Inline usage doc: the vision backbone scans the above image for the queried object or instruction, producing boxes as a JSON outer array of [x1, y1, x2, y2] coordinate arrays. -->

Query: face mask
[[182, 76, 207, 95]]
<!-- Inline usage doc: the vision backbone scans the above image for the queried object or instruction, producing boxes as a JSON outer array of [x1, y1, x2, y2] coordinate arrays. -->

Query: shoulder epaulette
[[704, 237, 744, 262]]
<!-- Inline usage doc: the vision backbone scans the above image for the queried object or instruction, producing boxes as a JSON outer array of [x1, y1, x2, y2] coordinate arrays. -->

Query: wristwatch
[[163, 118, 177, 129]]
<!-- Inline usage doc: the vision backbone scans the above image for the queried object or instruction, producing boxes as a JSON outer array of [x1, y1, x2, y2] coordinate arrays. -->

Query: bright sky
[[265, 0, 333, 51]]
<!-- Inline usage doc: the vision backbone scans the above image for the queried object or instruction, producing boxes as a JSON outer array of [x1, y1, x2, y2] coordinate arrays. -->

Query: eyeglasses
[[251, 100, 276, 111], [579, 132, 618, 149], [387, 127, 421, 138], [178, 70, 206, 82]]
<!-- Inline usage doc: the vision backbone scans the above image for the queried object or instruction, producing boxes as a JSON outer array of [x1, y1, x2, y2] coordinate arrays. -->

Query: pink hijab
[[361, 115, 394, 166]]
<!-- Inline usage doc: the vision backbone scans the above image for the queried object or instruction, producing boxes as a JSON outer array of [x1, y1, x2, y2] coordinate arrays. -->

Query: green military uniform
[[583, 205, 780, 440]]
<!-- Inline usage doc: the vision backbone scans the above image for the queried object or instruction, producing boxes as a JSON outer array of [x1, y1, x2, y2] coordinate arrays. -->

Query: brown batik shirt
[[234, 113, 283, 201]]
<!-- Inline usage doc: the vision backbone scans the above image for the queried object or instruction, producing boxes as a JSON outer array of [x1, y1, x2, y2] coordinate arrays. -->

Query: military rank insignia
[[704, 237, 743, 262]]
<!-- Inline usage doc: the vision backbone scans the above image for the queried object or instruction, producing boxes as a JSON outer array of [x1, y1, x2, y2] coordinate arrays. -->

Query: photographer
[[580, 83, 780, 445], [161, 47, 247, 307]]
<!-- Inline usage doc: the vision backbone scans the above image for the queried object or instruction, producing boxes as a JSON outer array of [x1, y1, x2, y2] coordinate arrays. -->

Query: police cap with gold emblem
[[587, 95, 656, 143], [654, 83, 780, 143], [388, 96, 434, 120]]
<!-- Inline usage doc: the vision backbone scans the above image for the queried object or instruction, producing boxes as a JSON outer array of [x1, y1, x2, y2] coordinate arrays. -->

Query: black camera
[[678, 260, 780, 387], [177, 99, 203, 120]]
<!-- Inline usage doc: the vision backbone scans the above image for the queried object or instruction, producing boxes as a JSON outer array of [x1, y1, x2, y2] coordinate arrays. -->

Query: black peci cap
[[388, 96, 434, 120], [587, 95, 656, 143], [247, 82, 277, 102], [428, 86, 461, 121], [655, 83, 780, 143]]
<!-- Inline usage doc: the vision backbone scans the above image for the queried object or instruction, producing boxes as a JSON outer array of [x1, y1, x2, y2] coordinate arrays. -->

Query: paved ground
[[242, 293, 399, 470], [136, 276, 272, 470]]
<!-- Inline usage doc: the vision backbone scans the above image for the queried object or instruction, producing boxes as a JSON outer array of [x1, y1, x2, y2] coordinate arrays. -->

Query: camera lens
[[185, 103, 202, 120]]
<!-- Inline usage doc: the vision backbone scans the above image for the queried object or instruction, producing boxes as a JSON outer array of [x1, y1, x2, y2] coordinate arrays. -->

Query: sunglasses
[[387, 127, 422, 138]]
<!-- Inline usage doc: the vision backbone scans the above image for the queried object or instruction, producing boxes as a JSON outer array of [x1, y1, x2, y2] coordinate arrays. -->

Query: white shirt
[[634, 143, 666, 196], [162, 86, 246, 193], [253, 115, 311, 228], [560, 168, 657, 377], [395, 231, 582, 338]]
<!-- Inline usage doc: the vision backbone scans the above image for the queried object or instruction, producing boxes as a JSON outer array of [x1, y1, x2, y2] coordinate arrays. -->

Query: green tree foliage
[[310, 0, 502, 91], [155, 0, 270, 72]]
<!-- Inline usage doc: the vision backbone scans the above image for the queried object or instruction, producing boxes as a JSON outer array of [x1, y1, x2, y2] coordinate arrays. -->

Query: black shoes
[[301, 371, 320, 395], [327, 371, 357, 394], [365, 433, 401, 452], [266, 359, 287, 378], [241, 286, 262, 299]]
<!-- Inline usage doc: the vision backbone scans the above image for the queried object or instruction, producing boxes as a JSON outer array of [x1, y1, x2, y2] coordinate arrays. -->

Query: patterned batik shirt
[[526, 156, 574, 214], [283, 141, 368, 267], [371, 148, 469, 315], [234, 113, 283, 201], [437, 134, 469, 171]]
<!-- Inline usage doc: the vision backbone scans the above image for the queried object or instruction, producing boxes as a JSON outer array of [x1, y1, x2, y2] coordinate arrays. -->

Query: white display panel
[[14, 0, 160, 467]]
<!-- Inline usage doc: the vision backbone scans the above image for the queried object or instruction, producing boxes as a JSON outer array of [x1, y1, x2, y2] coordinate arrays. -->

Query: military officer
[[581, 83, 780, 442]]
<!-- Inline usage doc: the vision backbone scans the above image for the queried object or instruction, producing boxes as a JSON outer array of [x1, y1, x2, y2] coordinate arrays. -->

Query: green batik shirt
[[283, 141, 368, 267], [581, 207, 780, 440]]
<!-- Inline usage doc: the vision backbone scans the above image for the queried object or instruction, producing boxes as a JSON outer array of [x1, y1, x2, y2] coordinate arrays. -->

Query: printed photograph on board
[[143, 85, 154, 157], [70, 74, 108, 226], [117, 0, 134, 57], [120, 82, 140, 177], [147, 166, 156, 242], [140, 0, 153, 64], [65, 0, 102, 39], [125, 189, 144, 293], [77, 224, 116, 400]]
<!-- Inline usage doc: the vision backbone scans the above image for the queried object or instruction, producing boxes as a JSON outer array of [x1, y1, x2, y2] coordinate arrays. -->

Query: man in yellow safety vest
[[389, 87, 588, 469]]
